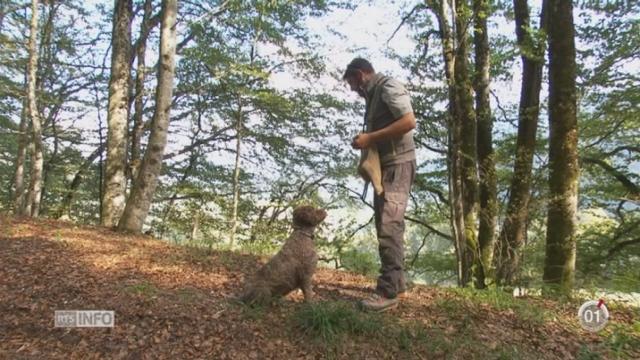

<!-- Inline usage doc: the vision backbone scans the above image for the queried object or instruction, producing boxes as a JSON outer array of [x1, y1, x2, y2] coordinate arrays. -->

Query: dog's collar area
[[293, 227, 315, 239]]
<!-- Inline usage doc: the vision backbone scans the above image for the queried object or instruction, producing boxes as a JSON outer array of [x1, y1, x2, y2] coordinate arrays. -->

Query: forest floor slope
[[1, 216, 638, 359]]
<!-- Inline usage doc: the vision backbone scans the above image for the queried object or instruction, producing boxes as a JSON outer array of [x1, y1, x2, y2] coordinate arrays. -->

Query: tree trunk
[[55, 144, 106, 220], [190, 211, 200, 242], [40, 114, 59, 216], [13, 96, 29, 215], [94, 80, 107, 222], [496, 0, 548, 286], [431, 0, 469, 287], [229, 106, 242, 247], [455, 0, 481, 287], [118, 0, 178, 233], [129, 0, 153, 187], [25, 0, 44, 218], [543, 0, 579, 296], [36, 0, 58, 217], [102, 0, 133, 227], [473, 0, 496, 289], [158, 153, 198, 238]]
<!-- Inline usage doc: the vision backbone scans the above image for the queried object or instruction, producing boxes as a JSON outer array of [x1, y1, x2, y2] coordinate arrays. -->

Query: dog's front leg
[[301, 277, 315, 303]]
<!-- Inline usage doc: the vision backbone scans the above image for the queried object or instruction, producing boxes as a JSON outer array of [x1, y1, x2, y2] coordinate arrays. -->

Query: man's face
[[345, 72, 366, 98]]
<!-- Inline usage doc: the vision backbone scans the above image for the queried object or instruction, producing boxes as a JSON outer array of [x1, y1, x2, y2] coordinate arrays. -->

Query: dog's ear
[[293, 206, 327, 226]]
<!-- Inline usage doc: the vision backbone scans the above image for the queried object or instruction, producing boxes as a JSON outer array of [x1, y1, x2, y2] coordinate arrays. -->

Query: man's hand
[[351, 132, 373, 149], [351, 112, 416, 150]]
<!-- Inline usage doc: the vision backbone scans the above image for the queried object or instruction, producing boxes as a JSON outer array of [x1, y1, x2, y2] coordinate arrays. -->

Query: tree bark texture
[[130, 0, 153, 188], [102, 0, 133, 227], [455, 0, 481, 287], [118, 0, 178, 233], [229, 105, 243, 247], [543, 0, 579, 295], [496, 0, 548, 286], [473, 0, 496, 289], [13, 97, 29, 215], [432, 0, 468, 287], [26, 0, 44, 218]]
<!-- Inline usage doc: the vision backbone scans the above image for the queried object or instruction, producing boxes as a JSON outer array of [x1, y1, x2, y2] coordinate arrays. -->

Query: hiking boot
[[360, 294, 399, 312]]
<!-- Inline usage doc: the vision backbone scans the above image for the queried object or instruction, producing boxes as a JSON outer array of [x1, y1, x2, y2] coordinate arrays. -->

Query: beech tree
[[495, 0, 548, 286], [102, 0, 132, 227], [24, 0, 44, 217], [543, 0, 579, 295], [118, 0, 178, 233]]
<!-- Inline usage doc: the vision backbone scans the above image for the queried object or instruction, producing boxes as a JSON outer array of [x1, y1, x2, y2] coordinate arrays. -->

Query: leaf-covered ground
[[1, 216, 638, 359]]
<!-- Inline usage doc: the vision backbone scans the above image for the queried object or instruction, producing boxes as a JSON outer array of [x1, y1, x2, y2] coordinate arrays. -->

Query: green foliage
[[294, 296, 551, 358], [575, 2, 640, 292], [0, 0, 110, 219], [124, 281, 158, 298], [405, 228, 457, 285], [518, 25, 547, 62], [489, 33, 518, 82], [293, 301, 383, 344], [0, 123, 19, 211], [575, 210, 640, 292], [239, 237, 280, 257], [395, 322, 433, 353], [577, 345, 604, 360], [150, 0, 356, 249], [605, 323, 640, 359], [395, 0, 639, 292], [444, 287, 549, 325], [239, 302, 268, 321], [340, 248, 379, 277]]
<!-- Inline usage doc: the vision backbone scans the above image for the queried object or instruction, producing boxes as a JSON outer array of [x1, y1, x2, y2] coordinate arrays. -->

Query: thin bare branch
[[582, 156, 640, 200], [405, 215, 452, 241], [387, 4, 427, 43], [606, 238, 640, 260]]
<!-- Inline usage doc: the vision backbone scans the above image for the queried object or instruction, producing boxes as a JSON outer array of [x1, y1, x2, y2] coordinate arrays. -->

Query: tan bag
[[357, 75, 391, 198], [358, 146, 383, 196]]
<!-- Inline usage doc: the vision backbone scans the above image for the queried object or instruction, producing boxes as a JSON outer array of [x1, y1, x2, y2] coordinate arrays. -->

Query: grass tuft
[[293, 300, 383, 344], [124, 281, 158, 297], [444, 287, 549, 326]]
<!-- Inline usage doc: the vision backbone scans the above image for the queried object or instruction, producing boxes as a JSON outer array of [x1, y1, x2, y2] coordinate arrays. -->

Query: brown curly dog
[[236, 205, 327, 306]]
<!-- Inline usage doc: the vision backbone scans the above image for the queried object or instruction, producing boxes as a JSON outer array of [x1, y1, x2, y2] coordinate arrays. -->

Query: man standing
[[343, 58, 416, 311]]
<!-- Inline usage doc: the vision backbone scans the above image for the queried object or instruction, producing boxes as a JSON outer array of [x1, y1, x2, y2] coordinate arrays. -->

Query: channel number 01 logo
[[578, 300, 609, 332]]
